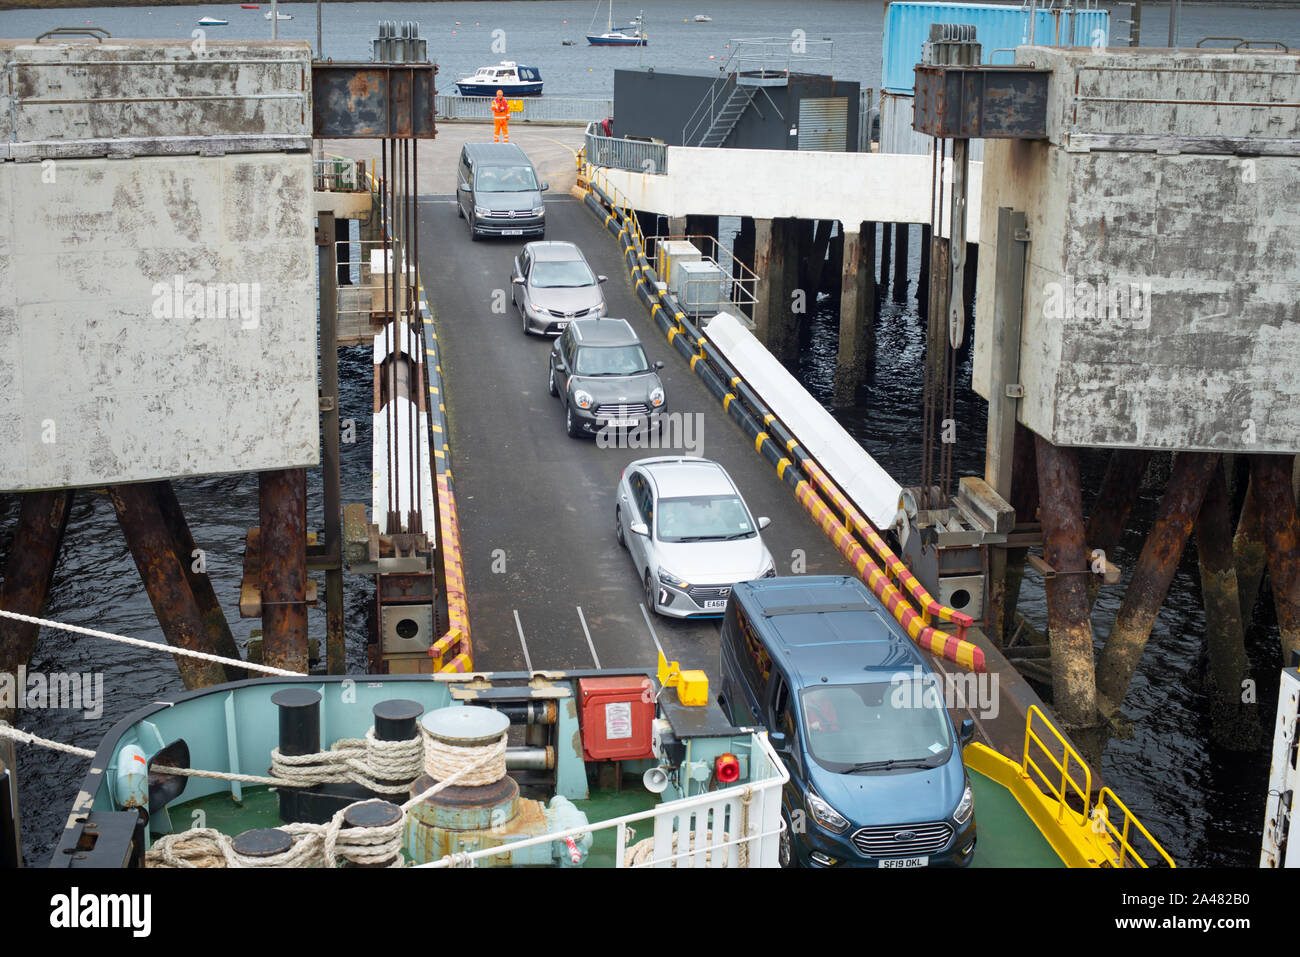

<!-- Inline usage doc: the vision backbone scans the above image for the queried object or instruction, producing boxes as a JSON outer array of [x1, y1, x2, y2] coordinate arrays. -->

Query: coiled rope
[[270, 729, 424, 794]]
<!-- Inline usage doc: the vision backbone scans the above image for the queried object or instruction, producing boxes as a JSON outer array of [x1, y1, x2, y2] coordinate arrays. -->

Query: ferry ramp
[[416, 189, 852, 676]]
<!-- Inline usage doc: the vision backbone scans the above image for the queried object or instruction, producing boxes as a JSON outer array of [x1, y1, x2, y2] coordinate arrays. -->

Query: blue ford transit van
[[718, 576, 976, 868]]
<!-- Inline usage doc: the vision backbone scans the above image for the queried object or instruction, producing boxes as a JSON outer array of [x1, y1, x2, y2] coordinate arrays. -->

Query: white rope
[[271, 729, 424, 794], [624, 829, 733, 868], [0, 723, 96, 759], [420, 724, 507, 787], [0, 608, 297, 677]]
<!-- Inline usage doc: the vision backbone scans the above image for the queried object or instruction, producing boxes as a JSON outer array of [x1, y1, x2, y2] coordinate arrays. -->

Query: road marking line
[[638, 603, 666, 659], [513, 609, 534, 672], [576, 606, 602, 669]]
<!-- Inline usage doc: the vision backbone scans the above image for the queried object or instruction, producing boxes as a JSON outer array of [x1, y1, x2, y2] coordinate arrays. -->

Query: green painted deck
[[968, 769, 1063, 868]]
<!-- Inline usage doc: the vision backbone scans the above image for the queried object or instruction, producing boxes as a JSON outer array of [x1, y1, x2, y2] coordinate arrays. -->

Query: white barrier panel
[[704, 313, 902, 531]]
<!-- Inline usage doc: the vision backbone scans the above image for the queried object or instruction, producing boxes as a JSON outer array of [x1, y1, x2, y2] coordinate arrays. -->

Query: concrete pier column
[[0, 490, 75, 713], [833, 221, 875, 408], [259, 468, 309, 675], [1096, 452, 1221, 711], [892, 222, 909, 302], [753, 217, 799, 365], [1034, 436, 1101, 731], [110, 482, 240, 689], [1195, 463, 1261, 750], [1252, 454, 1300, 662], [878, 221, 892, 298]]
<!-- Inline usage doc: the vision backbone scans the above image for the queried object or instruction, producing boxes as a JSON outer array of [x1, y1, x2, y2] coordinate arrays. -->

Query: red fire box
[[577, 676, 655, 761]]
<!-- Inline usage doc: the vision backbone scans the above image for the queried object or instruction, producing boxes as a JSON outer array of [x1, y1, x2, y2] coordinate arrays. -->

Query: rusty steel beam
[[312, 62, 437, 139], [153, 481, 246, 680], [1233, 474, 1266, 628], [0, 490, 74, 697], [1252, 454, 1300, 663], [1096, 452, 1221, 710], [110, 482, 234, 690], [259, 469, 309, 674], [1084, 449, 1151, 606], [1034, 435, 1099, 728], [1194, 463, 1261, 750]]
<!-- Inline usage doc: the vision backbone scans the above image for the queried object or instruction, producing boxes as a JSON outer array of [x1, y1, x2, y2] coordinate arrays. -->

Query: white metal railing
[[417, 733, 788, 868], [314, 157, 367, 192], [584, 121, 669, 175], [649, 233, 759, 324], [728, 34, 834, 78], [436, 95, 611, 125]]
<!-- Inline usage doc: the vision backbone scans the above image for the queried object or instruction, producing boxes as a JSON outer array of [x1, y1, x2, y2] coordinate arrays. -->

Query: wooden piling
[[1034, 436, 1100, 729], [1252, 454, 1300, 662], [1195, 463, 1261, 750], [1096, 452, 1221, 711]]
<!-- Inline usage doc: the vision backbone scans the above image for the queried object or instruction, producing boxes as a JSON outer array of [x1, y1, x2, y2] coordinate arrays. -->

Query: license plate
[[880, 856, 928, 869], [703, 599, 727, 610], [556, 322, 568, 330], [602, 418, 638, 429], [502, 229, 523, 236]]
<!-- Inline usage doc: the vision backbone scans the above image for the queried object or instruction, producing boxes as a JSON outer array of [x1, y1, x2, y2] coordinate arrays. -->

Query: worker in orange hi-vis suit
[[491, 89, 510, 143]]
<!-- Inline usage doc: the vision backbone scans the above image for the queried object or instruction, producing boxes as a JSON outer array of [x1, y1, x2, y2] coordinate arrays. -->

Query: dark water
[[1, 0, 1291, 867]]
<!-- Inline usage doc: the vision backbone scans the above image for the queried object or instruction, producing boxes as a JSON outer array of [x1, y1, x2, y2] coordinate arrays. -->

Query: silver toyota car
[[511, 241, 607, 336], [615, 457, 776, 618]]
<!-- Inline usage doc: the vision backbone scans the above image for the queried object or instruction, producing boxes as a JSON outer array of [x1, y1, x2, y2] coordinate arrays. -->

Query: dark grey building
[[613, 68, 861, 152]]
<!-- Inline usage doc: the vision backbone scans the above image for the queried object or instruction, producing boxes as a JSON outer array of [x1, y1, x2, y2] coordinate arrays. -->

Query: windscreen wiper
[[847, 758, 936, 772]]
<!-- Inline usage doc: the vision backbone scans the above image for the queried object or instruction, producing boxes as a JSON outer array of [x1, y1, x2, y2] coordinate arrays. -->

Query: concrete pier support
[[0, 490, 75, 715], [892, 222, 909, 302], [1096, 452, 1220, 711], [1034, 436, 1100, 730], [1252, 454, 1300, 662], [259, 468, 309, 674], [1195, 463, 1261, 749], [111, 481, 241, 689], [878, 221, 892, 298], [753, 217, 799, 365], [833, 221, 875, 408], [918, 224, 931, 317]]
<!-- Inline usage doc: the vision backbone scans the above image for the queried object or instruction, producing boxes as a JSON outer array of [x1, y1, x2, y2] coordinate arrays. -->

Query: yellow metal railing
[[1022, 705, 1092, 829], [1094, 787, 1177, 869]]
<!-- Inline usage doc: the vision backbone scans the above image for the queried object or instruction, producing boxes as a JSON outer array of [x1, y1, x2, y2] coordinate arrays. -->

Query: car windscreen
[[475, 165, 539, 192], [573, 344, 649, 376], [799, 679, 953, 773], [532, 260, 595, 288], [656, 494, 755, 543]]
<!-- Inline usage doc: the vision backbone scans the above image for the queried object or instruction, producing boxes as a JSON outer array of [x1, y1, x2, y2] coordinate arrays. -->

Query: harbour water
[[0, 0, 1294, 866]]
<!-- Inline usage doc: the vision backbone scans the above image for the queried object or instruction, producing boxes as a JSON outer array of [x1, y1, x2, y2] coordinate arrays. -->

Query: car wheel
[[565, 403, 582, 438], [548, 365, 558, 397], [456, 201, 464, 219], [468, 215, 480, 242], [644, 571, 657, 615], [615, 506, 625, 546], [779, 809, 797, 869]]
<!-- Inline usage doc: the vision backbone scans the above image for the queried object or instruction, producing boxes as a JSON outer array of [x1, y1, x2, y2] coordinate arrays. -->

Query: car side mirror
[[654, 360, 664, 370], [769, 732, 791, 755], [541, 182, 550, 191], [597, 275, 608, 283], [458, 182, 470, 191], [512, 276, 525, 285], [757, 516, 771, 530], [960, 718, 975, 745], [630, 522, 648, 537]]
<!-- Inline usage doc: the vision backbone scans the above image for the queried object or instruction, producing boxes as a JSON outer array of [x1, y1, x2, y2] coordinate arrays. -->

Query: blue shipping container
[[882, 2, 1110, 93]]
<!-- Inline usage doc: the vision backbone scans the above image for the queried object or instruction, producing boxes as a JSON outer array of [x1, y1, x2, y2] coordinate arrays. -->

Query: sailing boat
[[586, 2, 647, 46]]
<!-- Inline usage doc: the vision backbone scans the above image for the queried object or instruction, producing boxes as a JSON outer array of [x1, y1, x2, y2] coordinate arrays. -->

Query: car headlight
[[953, 782, 973, 824], [532, 205, 546, 216], [473, 205, 489, 218], [657, 568, 689, 589], [573, 389, 593, 410], [649, 386, 665, 407], [806, 791, 850, 834]]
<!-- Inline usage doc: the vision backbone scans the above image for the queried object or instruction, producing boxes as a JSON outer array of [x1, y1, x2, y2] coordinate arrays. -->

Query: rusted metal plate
[[913, 65, 1049, 139], [312, 62, 437, 139]]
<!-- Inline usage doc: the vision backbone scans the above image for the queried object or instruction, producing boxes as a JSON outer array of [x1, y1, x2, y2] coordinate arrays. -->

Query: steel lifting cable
[[388, 133, 402, 534], [404, 137, 418, 536], [411, 138, 424, 537]]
